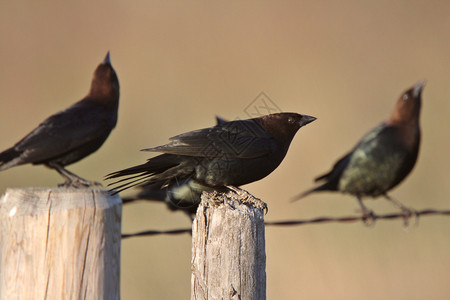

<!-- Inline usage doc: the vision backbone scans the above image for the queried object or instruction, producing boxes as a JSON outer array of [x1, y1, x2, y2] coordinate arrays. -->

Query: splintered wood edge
[[192, 188, 267, 300], [0, 187, 122, 300], [0, 187, 121, 216], [199, 189, 268, 212]]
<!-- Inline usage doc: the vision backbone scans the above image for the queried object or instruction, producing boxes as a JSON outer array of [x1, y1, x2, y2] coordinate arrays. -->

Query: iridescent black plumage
[[0, 52, 120, 187], [107, 112, 316, 214], [295, 81, 424, 221], [120, 116, 228, 215]]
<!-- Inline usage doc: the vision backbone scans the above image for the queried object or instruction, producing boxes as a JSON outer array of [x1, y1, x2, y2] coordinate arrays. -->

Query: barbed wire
[[122, 228, 191, 238], [121, 208, 450, 239]]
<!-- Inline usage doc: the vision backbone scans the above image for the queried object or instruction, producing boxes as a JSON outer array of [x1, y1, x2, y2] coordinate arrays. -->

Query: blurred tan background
[[1, 1, 449, 299]]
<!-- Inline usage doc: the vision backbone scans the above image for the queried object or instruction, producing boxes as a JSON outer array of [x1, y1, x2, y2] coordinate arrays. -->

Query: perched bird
[[294, 81, 425, 222], [121, 116, 229, 215], [107, 112, 316, 214], [0, 52, 120, 187]]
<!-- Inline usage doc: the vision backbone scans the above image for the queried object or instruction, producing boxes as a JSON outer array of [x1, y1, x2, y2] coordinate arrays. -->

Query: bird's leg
[[225, 185, 268, 214], [47, 162, 102, 188], [383, 194, 418, 227], [356, 196, 376, 226], [48, 163, 74, 187], [62, 167, 103, 187]]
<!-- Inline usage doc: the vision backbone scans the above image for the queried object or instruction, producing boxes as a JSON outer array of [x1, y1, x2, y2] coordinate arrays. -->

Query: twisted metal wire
[[121, 208, 450, 239]]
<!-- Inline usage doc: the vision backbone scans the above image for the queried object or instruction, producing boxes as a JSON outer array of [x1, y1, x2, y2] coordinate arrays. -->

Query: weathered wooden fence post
[[0, 187, 121, 300], [191, 189, 266, 300]]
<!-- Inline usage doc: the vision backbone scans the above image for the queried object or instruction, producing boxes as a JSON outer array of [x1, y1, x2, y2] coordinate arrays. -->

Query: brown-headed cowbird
[[294, 81, 425, 222], [0, 52, 120, 187], [107, 112, 316, 213], [121, 116, 229, 216]]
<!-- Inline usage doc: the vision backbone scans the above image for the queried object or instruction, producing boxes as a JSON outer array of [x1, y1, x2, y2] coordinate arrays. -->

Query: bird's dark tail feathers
[[105, 154, 181, 194], [105, 164, 155, 195], [0, 147, 22, 171], [106, 161, 154, 179]]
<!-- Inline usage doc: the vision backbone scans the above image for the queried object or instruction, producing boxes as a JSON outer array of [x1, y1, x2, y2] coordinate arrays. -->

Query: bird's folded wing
[[314, 124, 389, 183], [143, 120, 274, 159], [13, 104, 111, 161]]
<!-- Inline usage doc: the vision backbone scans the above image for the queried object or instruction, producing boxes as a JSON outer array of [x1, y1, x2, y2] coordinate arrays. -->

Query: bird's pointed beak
[[300, 114, 317, 127], [413, 80, 426, 97], [102, 51, 111, 65]]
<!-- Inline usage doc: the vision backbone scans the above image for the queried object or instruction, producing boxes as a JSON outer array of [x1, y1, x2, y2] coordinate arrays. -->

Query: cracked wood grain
[[0, 188, 121, 300], [191, 189, 266, 300]]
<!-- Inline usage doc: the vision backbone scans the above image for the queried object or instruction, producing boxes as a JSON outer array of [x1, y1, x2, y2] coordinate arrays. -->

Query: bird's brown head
[[260, 112, 316, 144], [387, 80, 425, 126], [89, 51, 120, 105]]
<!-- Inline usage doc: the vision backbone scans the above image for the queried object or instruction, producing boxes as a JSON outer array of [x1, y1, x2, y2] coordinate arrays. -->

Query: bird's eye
[[402, 94, 409, 101], [288, 117, 295, 124]]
